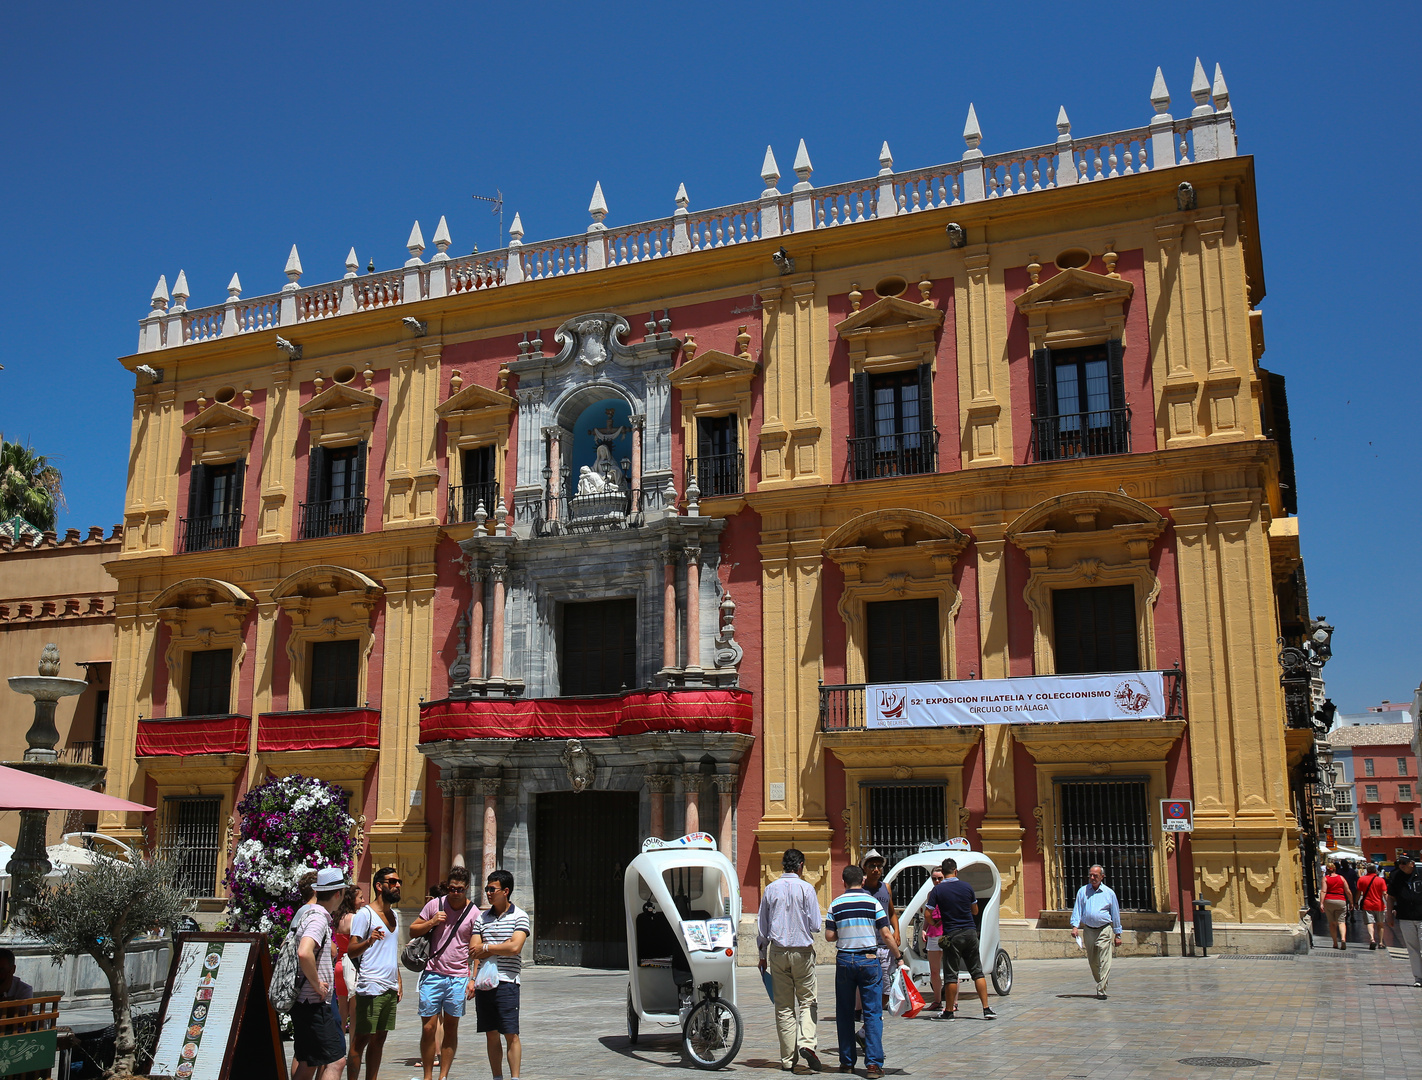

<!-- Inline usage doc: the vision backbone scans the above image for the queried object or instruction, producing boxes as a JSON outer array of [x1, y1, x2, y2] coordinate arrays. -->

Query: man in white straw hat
[[292, 867, 349, 1080]]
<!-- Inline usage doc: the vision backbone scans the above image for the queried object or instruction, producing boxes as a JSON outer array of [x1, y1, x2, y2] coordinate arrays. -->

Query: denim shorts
[[418, 971, 468, 1018]]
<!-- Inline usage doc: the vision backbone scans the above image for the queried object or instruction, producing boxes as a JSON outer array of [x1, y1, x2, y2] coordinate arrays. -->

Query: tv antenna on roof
[[471, 190, 504, 252]]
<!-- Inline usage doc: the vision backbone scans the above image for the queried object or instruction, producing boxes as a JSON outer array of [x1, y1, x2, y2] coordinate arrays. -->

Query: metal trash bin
[[1192, 899, 1214, 955]]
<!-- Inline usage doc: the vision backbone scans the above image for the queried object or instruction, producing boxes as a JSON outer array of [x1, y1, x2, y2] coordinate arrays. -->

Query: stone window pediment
[[834, 295, 945, 375], [300, 382, 382, 447], [1014, 267, 1134, 351], [668, 345, 759, 395], [272, 564, 383, 712], [182, 402, 258, 465], [151, 578, 253, 718]]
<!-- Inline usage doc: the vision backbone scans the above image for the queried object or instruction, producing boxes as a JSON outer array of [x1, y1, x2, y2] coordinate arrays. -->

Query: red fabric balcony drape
[[256, 708, 381, 752], [419, 688, 753, 742], [135, 714, 250, 757]]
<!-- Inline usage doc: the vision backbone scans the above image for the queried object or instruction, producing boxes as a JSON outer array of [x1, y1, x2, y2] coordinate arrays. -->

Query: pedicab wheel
[[681, 996, 743, 1069], [991, 948, 1013, 996], [626, 987, 639, 1045]]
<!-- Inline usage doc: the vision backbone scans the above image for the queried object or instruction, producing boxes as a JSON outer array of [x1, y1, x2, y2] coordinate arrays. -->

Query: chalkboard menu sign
[[149, 933, 287, 1080]]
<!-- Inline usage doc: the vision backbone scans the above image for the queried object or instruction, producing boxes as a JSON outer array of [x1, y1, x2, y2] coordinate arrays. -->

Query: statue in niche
[[576, 466, 609, 496], [589, 407, 629, 489]]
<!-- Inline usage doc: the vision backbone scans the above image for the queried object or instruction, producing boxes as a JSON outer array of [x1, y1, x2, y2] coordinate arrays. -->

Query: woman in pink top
[[923, 868, 945, 1008], [1322, 860, 1354, 950]]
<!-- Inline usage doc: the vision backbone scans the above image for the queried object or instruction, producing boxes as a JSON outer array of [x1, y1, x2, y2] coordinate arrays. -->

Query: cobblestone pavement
[[367, 946, 1422, 1080]]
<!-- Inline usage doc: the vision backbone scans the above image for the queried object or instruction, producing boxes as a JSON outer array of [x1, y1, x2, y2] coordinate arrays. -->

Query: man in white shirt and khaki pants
[[757, 848, 824, 1074]]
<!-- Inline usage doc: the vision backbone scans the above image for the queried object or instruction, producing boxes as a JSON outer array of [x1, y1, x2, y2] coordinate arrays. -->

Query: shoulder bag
[[401, 899, 475, 973]]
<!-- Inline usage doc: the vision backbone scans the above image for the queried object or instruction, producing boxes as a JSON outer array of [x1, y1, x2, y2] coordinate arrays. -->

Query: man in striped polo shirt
[[470, 870, 531, 1080], [824, 865, 900, 1079]]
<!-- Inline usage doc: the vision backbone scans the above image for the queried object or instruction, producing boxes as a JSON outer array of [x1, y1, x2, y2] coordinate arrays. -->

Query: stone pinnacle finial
[[1212, 63, 1230, 111], [793, 139, 813, 182], [508, 212, 524, 243], [1150, 67, 1171, 114], [1056, 106, 1071, 135], [345, 248, 359, 277], [38, 643, 59, 677], [589, 182, 608, 224], [284, 245, 303, 283], [1191, 57, 1211, 108], [151, 275, 170, 308], [879, 141, 893, 173], [761, 146, 780, 188], [407, 221, 425, 256], [433, 215, 452, 255], [227, 272, 242, 298], [675, 182, 689, 210], [172, 270, 190, 307], [963, 103, 982, 149]]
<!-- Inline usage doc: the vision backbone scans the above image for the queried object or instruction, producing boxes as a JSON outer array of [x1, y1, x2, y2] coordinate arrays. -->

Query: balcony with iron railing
[[820, 668, 1185, 732], [57, 741, 102, 765], [448, 481, 501, 525], [299, 497, 368, 539], [1029, 407, 1132, 462], [516, 482, 678, 539], [848, 429, 939, 481], [688, 452, 744, 498], [137, 67, 1240, 353], [179, 512, 244, 553]]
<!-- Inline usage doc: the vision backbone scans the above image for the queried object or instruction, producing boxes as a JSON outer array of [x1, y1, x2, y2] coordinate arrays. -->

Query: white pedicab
[[624, 833, 744, 1069], [886, 840, 1013, 997]]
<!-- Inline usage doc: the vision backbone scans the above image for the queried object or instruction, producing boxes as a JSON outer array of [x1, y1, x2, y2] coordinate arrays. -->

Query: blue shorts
[[418, 971, 468, 1018]]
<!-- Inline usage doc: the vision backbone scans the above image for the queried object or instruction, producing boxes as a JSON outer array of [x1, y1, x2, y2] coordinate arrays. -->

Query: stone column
[[451, 780, 469, 869], [631, 415, 645, 502], [469, 568, 486, 681], [489, 564, 507, 684], [713, 773, 737, 858], [684, 544, 703, 678], [544, 427, 561, 522], [684, 769, 701, 835], [481, 777, 502, 884], [646, 772, 672, 840], [661, 548, 679, 677], [437, 778, 456, 875]]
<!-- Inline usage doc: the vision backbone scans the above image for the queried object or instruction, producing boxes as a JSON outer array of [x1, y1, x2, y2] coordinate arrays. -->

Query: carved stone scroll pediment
[[835, 294, 945, 376]]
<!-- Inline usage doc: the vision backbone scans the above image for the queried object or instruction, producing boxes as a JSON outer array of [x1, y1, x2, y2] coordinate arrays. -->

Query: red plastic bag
[[889, 965, 927, 1018]]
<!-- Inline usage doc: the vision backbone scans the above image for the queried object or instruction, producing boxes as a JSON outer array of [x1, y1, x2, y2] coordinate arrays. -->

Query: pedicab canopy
[[0, 764, 154, 812]]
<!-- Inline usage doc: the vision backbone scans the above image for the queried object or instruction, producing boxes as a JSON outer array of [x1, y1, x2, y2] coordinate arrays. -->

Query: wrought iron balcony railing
[[1030, 407, 1132, 462], [448, 481, 501, 524], [688, 451, 745, 498], [820, 668, 1185, 732], [179, 511, 244, 552], [517, 483, 679, 538], [299, 497, 368, 539], [848, 429, 939, 481]]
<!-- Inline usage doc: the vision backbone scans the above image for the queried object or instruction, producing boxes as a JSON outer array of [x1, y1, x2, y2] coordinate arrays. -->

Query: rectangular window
[[850, 366, 936, 479], [1366, 784, 1380, 803], [1405, 815, 1417, 835], [561, 599, 637, 696], [1365, 759, 1375, 777], [695, 416, 743, 497], [859, 783, 947, 909], [1399, 758, 1409, 776], [1334, 788, 1353, 810], [1369, 814, 1382, 836], [1335, 819, 1356, 841], [164, 796, 222, 897], [1401, 784, 1413, 802], [452, 445, 499, 524], [303, 443, 367, 538], [309, 639, 360, 710], [1031, 343, 1129, 461], [1051, 584, 1139, 674], [183, 460, 246, 552], [94, 689, 109, 765], [866, 598, 942, 684], [185, 649, 233, 717], [1053, 779, 1155, 911]]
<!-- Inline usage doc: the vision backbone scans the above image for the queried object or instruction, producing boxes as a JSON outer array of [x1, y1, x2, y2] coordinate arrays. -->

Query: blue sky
[[1, 3, 1416, 712]]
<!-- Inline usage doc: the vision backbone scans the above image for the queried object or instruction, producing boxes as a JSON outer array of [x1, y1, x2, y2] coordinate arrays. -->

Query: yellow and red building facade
[[101, 63, 1317, 953]]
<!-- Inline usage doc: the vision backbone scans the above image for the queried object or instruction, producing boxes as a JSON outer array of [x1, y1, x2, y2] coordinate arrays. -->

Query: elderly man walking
[[757, 848, 823, 1074], [1069, 864, 1123, 1000]]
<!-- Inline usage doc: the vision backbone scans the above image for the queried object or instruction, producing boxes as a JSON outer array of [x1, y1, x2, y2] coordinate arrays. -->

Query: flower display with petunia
[[223, 773, 354, 949]]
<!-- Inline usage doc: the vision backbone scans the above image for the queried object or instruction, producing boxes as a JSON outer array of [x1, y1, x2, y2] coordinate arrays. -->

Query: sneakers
[[983, 1006, 997, 1020], [800, 1048, 823, 1072], [1096, 992, 1108, 1000], [866, 1066, 885, 1079], [937, 1009, 955, 1020]]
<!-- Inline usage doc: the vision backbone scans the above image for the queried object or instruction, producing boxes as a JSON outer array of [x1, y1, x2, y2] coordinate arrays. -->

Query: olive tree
[[21, 849, 193, 1077]]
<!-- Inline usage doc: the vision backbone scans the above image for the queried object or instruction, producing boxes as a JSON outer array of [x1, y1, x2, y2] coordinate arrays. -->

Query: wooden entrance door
[[533, 790, 639, 968]]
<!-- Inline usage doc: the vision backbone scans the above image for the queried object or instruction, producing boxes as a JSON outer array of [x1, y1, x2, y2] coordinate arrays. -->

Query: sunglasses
[[484, 885, 503, 894], [446, 886, 468, 893]]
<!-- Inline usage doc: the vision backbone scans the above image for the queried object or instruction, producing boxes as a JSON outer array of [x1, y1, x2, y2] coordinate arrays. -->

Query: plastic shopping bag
[[473, 959, 501, 992], [887, 964, 909, 1016], [899, 967, 927, 1019]]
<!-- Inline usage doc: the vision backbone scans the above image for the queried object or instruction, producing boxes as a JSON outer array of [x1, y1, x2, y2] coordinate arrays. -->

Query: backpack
[[270, 908, 328, 1012]]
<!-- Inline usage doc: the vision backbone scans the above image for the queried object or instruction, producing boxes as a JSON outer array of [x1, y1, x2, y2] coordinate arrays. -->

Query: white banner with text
[[865, 671, 1168, 729]]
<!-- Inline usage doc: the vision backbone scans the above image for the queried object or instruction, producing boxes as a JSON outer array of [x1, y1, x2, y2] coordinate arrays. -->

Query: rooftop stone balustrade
[[136, 60, 1236, 354]]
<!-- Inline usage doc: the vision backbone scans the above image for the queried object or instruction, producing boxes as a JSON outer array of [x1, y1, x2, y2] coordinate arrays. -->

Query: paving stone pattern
[[376, 948, 1422, 1079]]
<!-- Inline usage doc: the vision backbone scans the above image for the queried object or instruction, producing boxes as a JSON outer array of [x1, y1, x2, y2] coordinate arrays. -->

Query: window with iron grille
[[866, 599, 941, 684], [309, 639, 360, 710], [1052, 779, 1155, 911], [183, 460, 245, 551], [185, 649, 233, 717], [561, 599, 637, 696], [850, 366, 936, 480], [859, 783, 946, 908], [302, 443, 368, 538], [1030, 342, 1130, 461], [94, 689, 109, 765], [164, 796, 222, 897], [694, 415, 742, 497], [1051, 585, 1139, 674], [452, 445, 499, 523]]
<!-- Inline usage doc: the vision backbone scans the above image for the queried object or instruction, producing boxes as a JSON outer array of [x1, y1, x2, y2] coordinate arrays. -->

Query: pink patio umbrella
[[0, 764, 153, 812]]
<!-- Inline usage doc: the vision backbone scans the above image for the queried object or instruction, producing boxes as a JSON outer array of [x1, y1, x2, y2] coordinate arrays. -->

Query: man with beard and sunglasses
[[346, 867, 403, 1080]]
